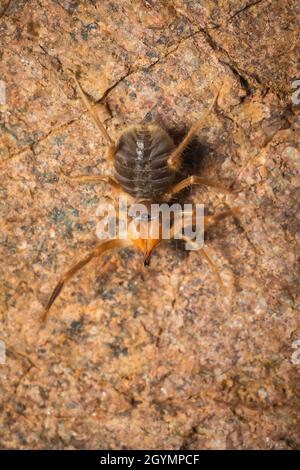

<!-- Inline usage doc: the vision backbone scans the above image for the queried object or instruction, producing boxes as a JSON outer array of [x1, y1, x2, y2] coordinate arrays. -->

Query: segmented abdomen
[[114, 125, 175, 199]]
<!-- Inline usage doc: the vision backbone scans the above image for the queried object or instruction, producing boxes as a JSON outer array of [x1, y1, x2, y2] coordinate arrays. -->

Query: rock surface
[[0, 0, 299, 449]]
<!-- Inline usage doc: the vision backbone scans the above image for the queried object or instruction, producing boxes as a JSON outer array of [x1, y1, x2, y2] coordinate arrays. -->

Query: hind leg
[[71, 71, 115, 162], [72, 73, 114, 145], [167, 89, 219, 172]]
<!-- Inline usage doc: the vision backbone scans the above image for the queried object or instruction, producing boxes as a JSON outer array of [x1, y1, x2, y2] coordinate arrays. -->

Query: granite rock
[[0, 0, 299, 449]]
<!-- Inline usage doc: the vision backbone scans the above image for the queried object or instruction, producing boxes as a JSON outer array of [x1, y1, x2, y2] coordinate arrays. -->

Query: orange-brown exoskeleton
[[43, 73, 239, 320]]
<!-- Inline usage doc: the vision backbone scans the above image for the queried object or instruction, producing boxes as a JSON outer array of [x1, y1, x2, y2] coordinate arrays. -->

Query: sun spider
[[43, 73, 239, 320]]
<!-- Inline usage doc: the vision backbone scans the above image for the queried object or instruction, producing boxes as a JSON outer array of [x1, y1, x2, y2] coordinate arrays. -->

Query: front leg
[[170, 208, 241, 292], [42, 239, 132, 320], [181, 235, 226, 292], [171, 207, 241, 238]]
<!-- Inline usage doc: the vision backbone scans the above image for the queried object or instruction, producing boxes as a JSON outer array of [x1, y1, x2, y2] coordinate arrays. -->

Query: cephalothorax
[[43, 74, 238, 319]]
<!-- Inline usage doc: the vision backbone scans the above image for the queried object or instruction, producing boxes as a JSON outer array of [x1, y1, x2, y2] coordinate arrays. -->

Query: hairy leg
[[72, 72, 114, 145], [71, 71, 116, 162], [61, 172, 121, 189], [181, 234, 226, 291], [164, 175, 232, 201], [42, 239, 132, 320], [167, 89, 219, 172]]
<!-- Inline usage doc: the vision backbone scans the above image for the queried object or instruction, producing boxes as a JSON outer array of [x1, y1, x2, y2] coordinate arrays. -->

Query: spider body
[[42, 75, 239, 319], [114, 125, 176, 199]]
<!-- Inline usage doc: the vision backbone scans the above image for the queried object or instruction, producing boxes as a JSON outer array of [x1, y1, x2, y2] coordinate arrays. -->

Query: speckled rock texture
[[0, 0, 299, 450]]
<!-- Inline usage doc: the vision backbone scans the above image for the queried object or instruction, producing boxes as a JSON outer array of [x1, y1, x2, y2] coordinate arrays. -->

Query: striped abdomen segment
[[114, 125, 176, 198]]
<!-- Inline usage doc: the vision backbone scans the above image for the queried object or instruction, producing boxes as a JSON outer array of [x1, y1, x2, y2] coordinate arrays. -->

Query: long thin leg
[[170, 207, 241, 289], [181, 234, 225, 291], [42, 239, 132, 321], [72, 72, 115, 147], [61, 172, 121, 191], [204, 208, 241, 230], [164, 175, 232, 201], [167, 89, 219, 172], [171, 207, 240, 238]]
